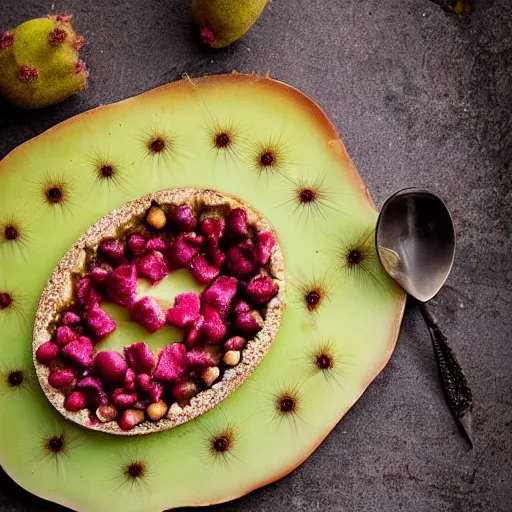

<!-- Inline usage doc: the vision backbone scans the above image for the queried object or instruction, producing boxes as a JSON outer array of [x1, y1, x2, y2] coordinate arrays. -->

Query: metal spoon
[[375, 188, 473, 446]]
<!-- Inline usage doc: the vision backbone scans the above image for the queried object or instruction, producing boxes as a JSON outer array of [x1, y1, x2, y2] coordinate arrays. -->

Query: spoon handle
[[418, 302, 474, 447]]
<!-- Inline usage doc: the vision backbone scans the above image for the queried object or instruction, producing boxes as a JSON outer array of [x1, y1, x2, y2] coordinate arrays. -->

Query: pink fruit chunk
[[137, 250, 170, 283], [202, 276, 238, 317], [224, 335, 246, 351], [186, 320, 201, 347], [94, 351, 128, 384], [200, 304, 227, 344], [130, 296, 166, 333], [106, 264, 137, 307], [112, 388, 138, 409], [124, 342, 156, 375], [166, 292, 200, 328], [153, 343, 188, 382], [146, 237, 167, 252], [136, 374, 164, 403], [134, 399, 150, 411], [236, 310, 264, 336], [187, 348, 219, 367], [190, 253, 220, 285], [128, 234, 147, 256], [55, 325, 76, 346], [86, 307, 117, 338], [167, 233, 202, 268], [48, 368, 76, 388], [61, 311, 80, 326], [254, 231, 276, 265], [119, 409, 145, 431], [226, 242, 258, 279], [225, 208, 248, 238], [172, 379, 200, 401], [64, 391, 87, 412], [61, 336, 93, 368], [36, 341, 59, 365], [199, 217, 225, 238], [234, 300, 251, 314], [90, 266, 110, 284], [168, 204, 196, 232], [98, 238, 126, 266], [246, 275, 279, 305], [76, 277, 101, 311], [124, 368, 136, 392], [204, 235, 226, 268], [76, 376, 108, 407]]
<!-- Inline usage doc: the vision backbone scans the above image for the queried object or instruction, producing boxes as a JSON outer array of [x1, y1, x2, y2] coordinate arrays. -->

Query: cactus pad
[[0, 73, 405, 511]]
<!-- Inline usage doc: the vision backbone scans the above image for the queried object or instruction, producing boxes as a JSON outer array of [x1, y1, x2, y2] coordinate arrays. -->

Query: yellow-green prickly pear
[[191, 0, 269, 49], [0, 14, 88, 109]]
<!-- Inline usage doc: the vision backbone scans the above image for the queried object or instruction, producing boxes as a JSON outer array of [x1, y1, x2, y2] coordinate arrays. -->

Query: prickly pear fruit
[[0, 14, 87, 109], [191, 0, 269, 48]]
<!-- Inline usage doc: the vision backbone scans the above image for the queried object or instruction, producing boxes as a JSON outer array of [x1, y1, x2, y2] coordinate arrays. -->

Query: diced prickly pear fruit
[[187, 347, 220, 367], [153, 343, 188, 382], [76, 277, 101, 311], [199, 216, 225, 238], [76, 376, 108, 407], [35, 341, 59, 365], [85, 306, 117, 338], [106, 264, 137, 307], [61, 311, 80, 325], [124, 342, 156, 375], [202, 275, 238, 317], [64, 391, 87, 412], [224, 335, 246, 351], [61, 336, 93, 368], [48, 368, 75, 388], [146, 237, 167, 252], [89, 266, 109, 284], [130, 296, 166, 333], [124, 368, 137, 392], [190, 253, 220, 285], [147, 400, 168, 421], [137, 250, 170, 283], [246, 274, 279, 305], [118, 409, 145, 431], [172, 378, 200, 402], [127, 233, 147, 256], [98, 238, 126, 266], [223, 350, 241, 366], [254, 231, 276, 265], [166, 292, 201, 328], [0, 15, 88, 109], [167, 233, 201, 268], [204, 234, 226, 268], [234, 299, 251, 314], [136, 373, 164, 403], [111, 388, 138, 409], [236, 310, 264, 336], [146, 205, 167, 230], [225, 208, 248, 238], [55, 325, 76, 346], [200, 304, 227, 344], [201, 365, 220, 386], [94, 351, 128, 384], [167, 204, 196, 232], [226, 242, 258, 279]]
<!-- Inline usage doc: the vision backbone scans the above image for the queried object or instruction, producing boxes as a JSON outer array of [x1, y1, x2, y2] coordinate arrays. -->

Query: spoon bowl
[[375, 188, 456, 302]]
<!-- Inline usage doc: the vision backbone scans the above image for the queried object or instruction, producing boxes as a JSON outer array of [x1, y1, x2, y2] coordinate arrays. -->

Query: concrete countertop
[[0, 0, 510, 510]]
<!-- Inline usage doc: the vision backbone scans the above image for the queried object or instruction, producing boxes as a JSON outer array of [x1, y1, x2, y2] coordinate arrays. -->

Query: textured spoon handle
[[418, 302, 474, 447]]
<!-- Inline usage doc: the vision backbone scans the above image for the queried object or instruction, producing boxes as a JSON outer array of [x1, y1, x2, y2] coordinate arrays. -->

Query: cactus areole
[[0, 73, 405, 511]]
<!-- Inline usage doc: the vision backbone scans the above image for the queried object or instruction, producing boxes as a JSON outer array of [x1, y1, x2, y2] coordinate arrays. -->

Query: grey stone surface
[[0, 0, 511, 511]]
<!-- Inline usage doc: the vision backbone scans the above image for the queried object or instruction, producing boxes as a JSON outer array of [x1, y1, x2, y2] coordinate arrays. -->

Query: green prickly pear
[[191, 0, 269, 48], [0, 14, 88, 109]]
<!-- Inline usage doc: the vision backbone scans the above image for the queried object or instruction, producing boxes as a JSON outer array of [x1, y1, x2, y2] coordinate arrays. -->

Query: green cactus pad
[[0, 73, 405, 511]]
